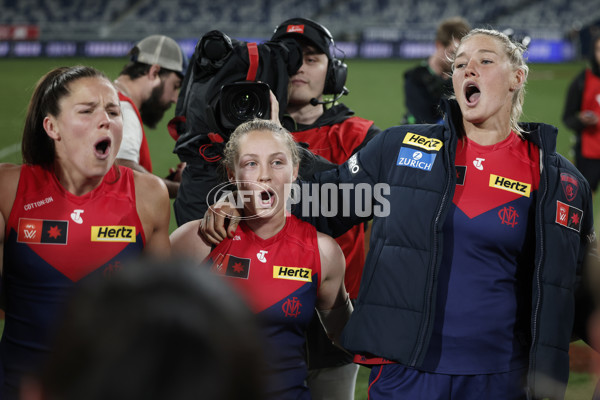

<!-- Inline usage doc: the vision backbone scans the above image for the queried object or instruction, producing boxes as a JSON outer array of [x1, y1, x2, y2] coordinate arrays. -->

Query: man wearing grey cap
[[113, 34, 187, 198]]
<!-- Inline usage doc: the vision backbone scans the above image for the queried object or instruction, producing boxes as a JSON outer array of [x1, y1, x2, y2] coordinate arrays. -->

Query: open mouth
[[465, 83, 481, 105], [94, 138, 111, 158], [259, 190, 275, 206]]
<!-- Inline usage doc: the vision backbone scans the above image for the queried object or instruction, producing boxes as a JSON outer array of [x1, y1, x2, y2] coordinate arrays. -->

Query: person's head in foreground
[[21, 257, 265, 400]]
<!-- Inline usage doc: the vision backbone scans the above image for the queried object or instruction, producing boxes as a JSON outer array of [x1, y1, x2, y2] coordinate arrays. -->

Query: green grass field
[[0, 57, 597, 398], [0, 58, 592, 228]]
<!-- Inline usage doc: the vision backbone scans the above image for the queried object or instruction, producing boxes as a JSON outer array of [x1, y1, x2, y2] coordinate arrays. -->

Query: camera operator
[[270, 17, 381, 400], [171, 20, 379, 398], [172, 28, 339, 226]]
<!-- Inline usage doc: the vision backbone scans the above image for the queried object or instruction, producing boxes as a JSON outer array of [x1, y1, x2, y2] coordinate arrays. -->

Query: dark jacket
[[562, 70, 587, 135], [299, 99, 596, 400], [402, 62, 453, 124]]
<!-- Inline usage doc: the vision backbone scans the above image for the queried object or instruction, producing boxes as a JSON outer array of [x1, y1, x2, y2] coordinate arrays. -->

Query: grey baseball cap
[[129, 35, 185, 75]]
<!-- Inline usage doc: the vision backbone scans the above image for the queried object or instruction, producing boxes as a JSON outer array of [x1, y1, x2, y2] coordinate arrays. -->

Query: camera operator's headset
[[273, 18, 348, 102]]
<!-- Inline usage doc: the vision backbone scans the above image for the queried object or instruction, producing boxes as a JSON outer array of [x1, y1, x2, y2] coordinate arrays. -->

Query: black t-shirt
[[403, 64, 453, 124]]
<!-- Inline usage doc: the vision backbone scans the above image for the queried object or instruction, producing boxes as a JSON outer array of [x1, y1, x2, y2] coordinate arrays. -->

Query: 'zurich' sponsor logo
[[396, 147, 436, 171]]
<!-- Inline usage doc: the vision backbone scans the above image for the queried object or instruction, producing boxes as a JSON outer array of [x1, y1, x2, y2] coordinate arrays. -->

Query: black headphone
[[274, 18, 348, 96], [325, 57, 348, 96]]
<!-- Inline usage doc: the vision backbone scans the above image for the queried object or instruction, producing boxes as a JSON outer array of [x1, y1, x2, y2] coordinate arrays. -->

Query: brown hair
[[22, 65, 111, 166], [119, 61, 178, 80], [436, 17, 471, 48]]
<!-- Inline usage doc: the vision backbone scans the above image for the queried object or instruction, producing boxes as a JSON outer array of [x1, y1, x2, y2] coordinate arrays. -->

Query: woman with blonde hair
[[202, 29, 596, 400], [171, 119, 350, 400]]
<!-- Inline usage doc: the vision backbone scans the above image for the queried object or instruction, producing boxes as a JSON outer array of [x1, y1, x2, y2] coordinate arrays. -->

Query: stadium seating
[[0, 0, 598, 41]]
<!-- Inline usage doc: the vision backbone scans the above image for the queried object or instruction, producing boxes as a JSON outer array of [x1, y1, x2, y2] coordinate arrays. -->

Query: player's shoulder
[[132, 170, 169, 209], [0, 162, 22, 172], [316, 231, 345, 278], [316, 231, 343, 258], [170, 219, 209, 257], [132, 169, 166, 190], [0, 163, 22, 187], [0, 163, 22, 217]]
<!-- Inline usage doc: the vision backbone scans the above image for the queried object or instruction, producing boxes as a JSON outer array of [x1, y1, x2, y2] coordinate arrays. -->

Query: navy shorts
[[367, 364, 528, 400]]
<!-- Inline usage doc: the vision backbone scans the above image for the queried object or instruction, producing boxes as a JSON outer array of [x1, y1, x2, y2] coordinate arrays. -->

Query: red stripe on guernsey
[[208, 216, 321, 314], [453, 132, 540, 219]]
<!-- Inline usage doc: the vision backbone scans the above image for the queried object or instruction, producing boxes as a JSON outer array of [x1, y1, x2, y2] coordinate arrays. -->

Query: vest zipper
[[527, 140, 547, 399], [409, 132, 454, 367]]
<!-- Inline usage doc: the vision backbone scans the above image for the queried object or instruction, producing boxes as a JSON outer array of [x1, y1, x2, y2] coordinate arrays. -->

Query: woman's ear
[[43, 115, 60, 141], [227, 168, 235, 182], [511, 68, 525, 91], [292, 164, 299, 181]]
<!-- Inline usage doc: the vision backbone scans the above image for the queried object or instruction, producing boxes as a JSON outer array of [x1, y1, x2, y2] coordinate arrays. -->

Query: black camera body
[[170, 30, 302, 160]]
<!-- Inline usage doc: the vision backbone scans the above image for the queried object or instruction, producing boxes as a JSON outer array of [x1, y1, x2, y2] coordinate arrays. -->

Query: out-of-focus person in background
[[0, 65, 170, 400], [19, 257, 266, 400], [401, 17, 470, 124], [113, 34, 187, 198], [563, 33, 600, 197]]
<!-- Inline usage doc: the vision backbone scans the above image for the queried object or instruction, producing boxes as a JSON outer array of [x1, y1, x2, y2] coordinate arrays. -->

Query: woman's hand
[[269, 90, 282, 125], [198, 197, 242, 245]]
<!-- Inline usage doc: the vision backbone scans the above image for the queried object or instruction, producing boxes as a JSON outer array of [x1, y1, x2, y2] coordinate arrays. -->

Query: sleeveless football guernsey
[[0, 165, 145, 398], [207, 215, 321, 400], [422, 132, 540, 374]]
